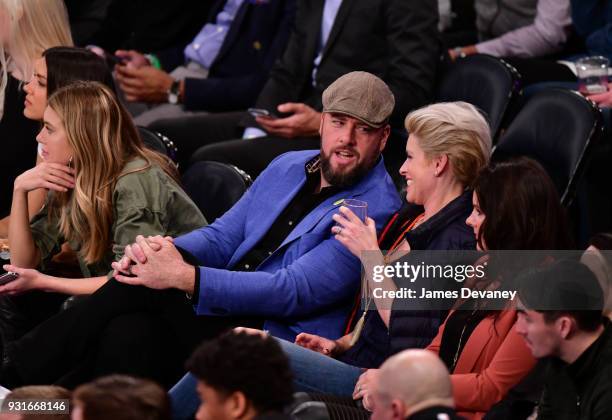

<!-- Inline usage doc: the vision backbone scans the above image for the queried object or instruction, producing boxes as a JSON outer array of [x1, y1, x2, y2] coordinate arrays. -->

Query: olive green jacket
[[30, 158, 206, 278]]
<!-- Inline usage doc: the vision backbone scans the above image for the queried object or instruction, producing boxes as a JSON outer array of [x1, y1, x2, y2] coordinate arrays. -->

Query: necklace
[[450, 308, 478, 372]]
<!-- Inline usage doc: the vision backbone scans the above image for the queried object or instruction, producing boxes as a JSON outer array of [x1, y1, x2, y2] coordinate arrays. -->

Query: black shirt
[[234, 156, 339, 271], [439, 299, 488, 372]]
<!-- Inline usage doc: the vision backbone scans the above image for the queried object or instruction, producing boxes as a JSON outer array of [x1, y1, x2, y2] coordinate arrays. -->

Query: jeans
[[169, 338, 363, 419]]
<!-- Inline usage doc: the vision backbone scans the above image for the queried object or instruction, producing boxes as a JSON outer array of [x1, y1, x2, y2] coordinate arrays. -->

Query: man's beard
[[320, 149, 379, 188]]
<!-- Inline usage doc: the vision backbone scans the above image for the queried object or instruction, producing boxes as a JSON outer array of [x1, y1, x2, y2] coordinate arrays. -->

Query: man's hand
[[114, 50, 151, 69], [233, 327, 270, 338], [255, 103, 321, 138], [294, 332, 337, 356], [113, 236, 193, 293], [353, 369, 380, 411], [115, 65, 174, 103], [587, 84, 612, 107], [448, 45, 478, 61]]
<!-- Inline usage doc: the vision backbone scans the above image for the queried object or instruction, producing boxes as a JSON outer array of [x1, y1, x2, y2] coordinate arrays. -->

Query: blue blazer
[[157, 0, 296, 112], [174, 150, 401, 341]]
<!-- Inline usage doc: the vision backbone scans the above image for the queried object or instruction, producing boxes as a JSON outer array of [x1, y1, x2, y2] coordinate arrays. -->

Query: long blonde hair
[[47, 81, 179, 264], [0, 0, 72, 118]]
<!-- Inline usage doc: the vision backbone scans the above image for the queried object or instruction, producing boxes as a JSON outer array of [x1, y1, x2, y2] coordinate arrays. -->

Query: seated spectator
[[371, 349, 461, 420], [582, 233, 612, 318], [0, 72, 400, 390], [0, 46, 116, 238], [1, 82, 205, 342], [170, 100, 492, 418], [0, 0, 73, 232], [0, 385, 70, 420], [516, 260, 612, 419], [71, 375, 170, 420], [186, 331, 293, 420], [272, 157, 571, 420], [152, 0, 439, 178], [69, 0, 214, 54], [108, 0, 295, 129], [448, 0, 571, 60]]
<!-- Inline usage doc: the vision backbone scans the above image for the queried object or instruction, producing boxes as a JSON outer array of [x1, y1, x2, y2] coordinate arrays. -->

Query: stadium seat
[[492, 88, 604, 207], [182, 161, 253, 222], [138, 126, 179, 165], [437, 54, 522, 141]]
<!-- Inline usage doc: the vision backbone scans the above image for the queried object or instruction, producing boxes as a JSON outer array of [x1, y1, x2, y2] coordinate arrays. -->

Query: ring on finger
[[336, 226, 343, 235]]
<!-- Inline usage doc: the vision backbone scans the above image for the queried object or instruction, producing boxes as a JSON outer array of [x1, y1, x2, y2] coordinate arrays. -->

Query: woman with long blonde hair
[[0, 0, 73, 233], [2, 81, 205, 334]]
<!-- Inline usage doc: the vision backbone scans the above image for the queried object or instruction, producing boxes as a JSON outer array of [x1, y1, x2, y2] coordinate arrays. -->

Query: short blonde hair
[[405, 101, 492, 187], [0, 0, 72, 118]]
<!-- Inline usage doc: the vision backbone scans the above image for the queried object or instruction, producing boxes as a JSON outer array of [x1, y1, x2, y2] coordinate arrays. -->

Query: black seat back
[[138, 126, 179, 164], [182, 161, 253, 222], [437, 54, 521, 140], [492, 88, 604, 207]]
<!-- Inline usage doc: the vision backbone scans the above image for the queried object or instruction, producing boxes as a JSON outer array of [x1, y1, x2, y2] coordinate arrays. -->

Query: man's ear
[[557, 316, 575, 340], [227, 391, 249, 419], [379, 124, 391, 152], [390, 399, 405, 420], [319, 112, 325, 136]]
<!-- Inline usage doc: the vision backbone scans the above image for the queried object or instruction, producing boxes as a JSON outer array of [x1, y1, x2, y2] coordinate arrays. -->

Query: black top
[[538, 319, 612, 419], [0, 75, 40, 218], [438, 300, 488, 372], [338, 191, 476, 369], [234, 156, 339, 271]]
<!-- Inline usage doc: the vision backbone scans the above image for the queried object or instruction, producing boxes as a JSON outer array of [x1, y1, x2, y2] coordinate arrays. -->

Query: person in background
[[153, 0, 439, 179], [187, 331, 294, 420], [71, 375, 170, 420], [449, 0, 571, 60], [516, 260, 612, 419], [371, 349, 462, 420], [0, 0, 73, 232], [0, 385, 71, 420], [0, 47, 116, 238], [111, 0, 295, 132]]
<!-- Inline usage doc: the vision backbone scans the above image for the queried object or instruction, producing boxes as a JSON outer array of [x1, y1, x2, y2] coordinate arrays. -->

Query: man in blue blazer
[[1, 72, 401, 387]]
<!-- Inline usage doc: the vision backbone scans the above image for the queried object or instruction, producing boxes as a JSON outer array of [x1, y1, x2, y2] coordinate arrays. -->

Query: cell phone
[[0, 272, 19, 286], [106, 53, 126, 66], [247, 107, 278, 119]]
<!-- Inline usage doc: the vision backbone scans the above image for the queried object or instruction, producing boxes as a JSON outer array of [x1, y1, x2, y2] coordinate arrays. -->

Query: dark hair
[[42, 47, 117, 97], [589, 232, 612, 251], [73, 375, 170, 420], [475, 157, 572, 251], [518, 260, 604, 332], [187, 331, 294, 413]]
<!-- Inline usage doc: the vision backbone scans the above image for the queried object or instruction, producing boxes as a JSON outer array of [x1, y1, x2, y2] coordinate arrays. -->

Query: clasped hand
[[111, 235, 194, 293]]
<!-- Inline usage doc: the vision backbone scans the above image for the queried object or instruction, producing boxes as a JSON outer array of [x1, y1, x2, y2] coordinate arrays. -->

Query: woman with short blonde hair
[[404, 101, 491, 188]]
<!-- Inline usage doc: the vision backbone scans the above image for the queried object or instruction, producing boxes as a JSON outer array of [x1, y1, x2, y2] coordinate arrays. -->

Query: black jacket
[[157, 0, 296, 112], [538, 320, 612, 420], [251, 0, 440, 129], [337, 191, 476, 369]]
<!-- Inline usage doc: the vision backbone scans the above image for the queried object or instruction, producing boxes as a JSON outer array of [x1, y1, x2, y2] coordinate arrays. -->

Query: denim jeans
[[169, 338, 363, 419]]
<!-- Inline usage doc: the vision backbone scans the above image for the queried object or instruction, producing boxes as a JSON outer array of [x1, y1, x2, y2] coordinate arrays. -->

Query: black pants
[[0, 292, 67, 343], [5, 279, 248, 389]]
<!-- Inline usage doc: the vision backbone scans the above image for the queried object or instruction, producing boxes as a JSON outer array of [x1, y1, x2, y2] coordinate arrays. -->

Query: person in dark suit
[[151, 0, 440, 177], [108, 0, 295, 135]]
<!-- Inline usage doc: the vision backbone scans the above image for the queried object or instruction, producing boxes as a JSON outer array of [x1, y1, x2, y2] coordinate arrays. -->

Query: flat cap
[[322, 71, 395, 128]]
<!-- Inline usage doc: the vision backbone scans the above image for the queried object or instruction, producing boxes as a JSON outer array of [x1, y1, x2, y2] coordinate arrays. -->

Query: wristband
[[145, 54, 162, 69]]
